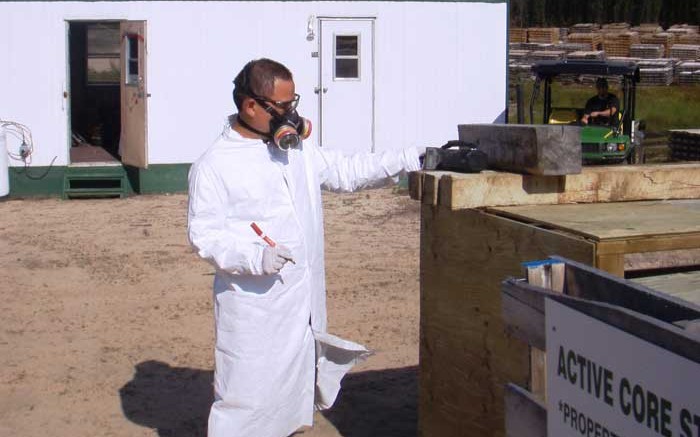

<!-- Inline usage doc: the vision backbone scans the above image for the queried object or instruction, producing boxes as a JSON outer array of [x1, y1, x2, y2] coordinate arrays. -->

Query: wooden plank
[[457, 124, 582, 176], [419, 207, 595, 437], [493, 200, 700, 241], [421, 172, 450, 206], [505, 384, 547, 437], [526, 262, 564, 401], [554, 256, 700, 322], [633, 270, 700, 306], [503, 275, 700, 364], [596, 233, 700, 256], [502, 287, 546, 350], [625, 248, 700, 271], [676, 319, 700, 340], [595, 253, 625, 277], [501, 261, 700, 349], [432, 163, 700, 209], [408, 170, 424, 202]]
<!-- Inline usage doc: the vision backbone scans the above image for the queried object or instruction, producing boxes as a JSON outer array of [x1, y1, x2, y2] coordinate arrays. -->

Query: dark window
[[86, 23, 120, 85], [126, 35, 140, 85], [334, 35, 360, 80]]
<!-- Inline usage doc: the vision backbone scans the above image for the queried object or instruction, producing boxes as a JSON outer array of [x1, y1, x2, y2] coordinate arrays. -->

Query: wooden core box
[[413, 168, 700, 436]]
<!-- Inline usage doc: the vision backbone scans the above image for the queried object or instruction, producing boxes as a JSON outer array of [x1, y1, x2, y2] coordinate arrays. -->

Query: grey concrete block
[[458, 124, 582, 176]]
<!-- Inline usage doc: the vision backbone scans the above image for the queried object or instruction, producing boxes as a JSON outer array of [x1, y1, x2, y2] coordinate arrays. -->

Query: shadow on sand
[[120, 360, 213, 437], [322, 365, 418, 437], [120, 361, 417, 437]]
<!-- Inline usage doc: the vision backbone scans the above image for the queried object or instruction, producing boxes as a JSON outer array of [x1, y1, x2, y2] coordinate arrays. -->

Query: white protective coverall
[[187, 117, 420, 437]]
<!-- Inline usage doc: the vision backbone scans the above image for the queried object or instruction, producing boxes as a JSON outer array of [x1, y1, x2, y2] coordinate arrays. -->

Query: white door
[[319, 19, 374, 153], [120, 20, 148, 168]]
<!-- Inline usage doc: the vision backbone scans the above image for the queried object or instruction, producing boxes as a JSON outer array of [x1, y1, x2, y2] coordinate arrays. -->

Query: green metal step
[[63, 166, 129, 199]]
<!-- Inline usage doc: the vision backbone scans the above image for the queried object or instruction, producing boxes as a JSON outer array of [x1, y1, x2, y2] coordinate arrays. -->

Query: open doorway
[[68, 20, 147, 168], [69, 21, 121, 164]]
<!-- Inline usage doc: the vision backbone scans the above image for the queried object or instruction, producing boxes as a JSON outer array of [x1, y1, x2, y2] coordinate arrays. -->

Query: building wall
[[1, 1, 506, 169]]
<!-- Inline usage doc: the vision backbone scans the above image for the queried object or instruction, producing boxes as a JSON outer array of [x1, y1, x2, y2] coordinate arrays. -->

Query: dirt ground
[[0, 186, 421, 437]]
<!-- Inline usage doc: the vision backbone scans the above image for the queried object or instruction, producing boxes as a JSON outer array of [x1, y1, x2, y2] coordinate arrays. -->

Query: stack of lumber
[[670, 130, 700, 161], [607, 56, 640, 63], [509, 49, 530, 61], [670, 44, 700, 61], [641, 32, 675, 56], [638, 59, 675, 86], [670, 24, 700, 33], [603, 31, 640, 57], [634, 23, 664, 35], [559, 27, 568, 42], [570, 23, 599, 34], [680, 33, 700, 45], [530, 50, 565, 61], [554, 42, 590, 53], [567, 32, 603, 50], [667, 24, 700, 44], [567, 50, 605, 60], [510, 42, 550, 51], [630, 43, 665, 59], [602, 23, 630, 31], [527, 27, 560, 44], [509, 28, 527, 43], [677, 62, 700, 85]]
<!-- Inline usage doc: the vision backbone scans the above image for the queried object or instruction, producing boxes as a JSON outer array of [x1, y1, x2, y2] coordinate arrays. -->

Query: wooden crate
[[501, 258, 700, 437], [415, 168, 700, 437]]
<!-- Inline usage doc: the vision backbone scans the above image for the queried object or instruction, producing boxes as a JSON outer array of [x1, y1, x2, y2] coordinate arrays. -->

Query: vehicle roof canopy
[[531, 60, 640, 82]]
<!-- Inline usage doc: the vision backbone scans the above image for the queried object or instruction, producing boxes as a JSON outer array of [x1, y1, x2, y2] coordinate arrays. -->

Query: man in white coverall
[[187, 58, 421, 437]]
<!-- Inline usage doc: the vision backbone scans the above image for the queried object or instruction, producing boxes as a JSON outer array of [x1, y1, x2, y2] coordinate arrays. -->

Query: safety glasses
[[251, 93, 300, 113]]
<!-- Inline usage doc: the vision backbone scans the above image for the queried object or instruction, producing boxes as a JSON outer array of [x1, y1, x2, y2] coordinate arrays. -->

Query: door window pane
[[334, 34, 360, 80], [86, 23, 120, 85], [336, 36, 358, 56], [126, 35, 140, 85], [335, 59, 359, 79]]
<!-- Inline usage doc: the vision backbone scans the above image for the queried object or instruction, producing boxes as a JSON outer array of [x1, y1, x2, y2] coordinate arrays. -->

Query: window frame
[[333, 33, 361, 81], [85, 22, 121, 86], [125, 34, 140, 86]]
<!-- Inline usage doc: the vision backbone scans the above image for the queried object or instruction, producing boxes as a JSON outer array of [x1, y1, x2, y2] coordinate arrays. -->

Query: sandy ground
[[0, 186, 420, 437]]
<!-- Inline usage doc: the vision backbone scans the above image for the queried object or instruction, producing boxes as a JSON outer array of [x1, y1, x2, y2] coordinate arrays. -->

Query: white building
[[0, 0, 507, 197]]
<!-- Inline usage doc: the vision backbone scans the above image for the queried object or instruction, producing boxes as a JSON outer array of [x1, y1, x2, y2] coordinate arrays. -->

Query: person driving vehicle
[[581, 77, 620, 126]]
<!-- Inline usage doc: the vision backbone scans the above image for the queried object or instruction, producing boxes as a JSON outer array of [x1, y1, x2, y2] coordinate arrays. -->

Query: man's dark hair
[[596, 77, 608, 89], [232, 58, 293, 110]]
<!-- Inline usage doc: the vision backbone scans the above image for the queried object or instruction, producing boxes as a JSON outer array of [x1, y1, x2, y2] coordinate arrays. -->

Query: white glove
[[261, 245, 294, 275]]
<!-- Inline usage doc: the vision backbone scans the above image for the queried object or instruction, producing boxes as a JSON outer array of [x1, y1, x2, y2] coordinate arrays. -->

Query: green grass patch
[[509, 82, 700, 136]]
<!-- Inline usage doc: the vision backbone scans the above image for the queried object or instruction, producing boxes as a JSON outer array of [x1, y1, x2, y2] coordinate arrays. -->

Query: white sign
[[546, 298, 700, 437]]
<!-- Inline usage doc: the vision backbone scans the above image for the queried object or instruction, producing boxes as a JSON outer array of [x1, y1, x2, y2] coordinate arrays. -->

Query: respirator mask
[[235, 90, 312, 152], [267, 107, 312, 151]]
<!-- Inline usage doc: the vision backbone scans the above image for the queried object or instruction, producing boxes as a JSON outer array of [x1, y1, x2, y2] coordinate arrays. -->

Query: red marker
[[250, 222, 276, 247], [250, 222, 295, 264]]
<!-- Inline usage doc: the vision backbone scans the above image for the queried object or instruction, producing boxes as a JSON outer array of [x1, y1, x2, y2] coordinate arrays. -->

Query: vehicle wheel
[[625, 148, 636, 164]]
